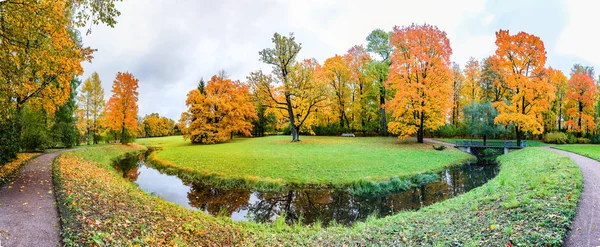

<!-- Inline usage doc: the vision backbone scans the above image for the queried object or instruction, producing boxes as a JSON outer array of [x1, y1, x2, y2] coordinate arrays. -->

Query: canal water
[[114, 152, 499, 226]]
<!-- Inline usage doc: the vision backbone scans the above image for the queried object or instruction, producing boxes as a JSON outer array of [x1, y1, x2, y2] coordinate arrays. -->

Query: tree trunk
[[285, 94, 300, 142], [379, 82, 387, 136], [417, 111, 424, 143], [483, 135, 487, 146], [558, 104, 562, 131], [516, 126, 522, 147]]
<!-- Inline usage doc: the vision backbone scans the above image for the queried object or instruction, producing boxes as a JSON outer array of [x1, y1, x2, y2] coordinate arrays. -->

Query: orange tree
[[105, 72, 139, 144], [180, 75, 256, 144], [565, 72, 598, 135], [491, 30, 555, 146], [387, 24, 453, 143]]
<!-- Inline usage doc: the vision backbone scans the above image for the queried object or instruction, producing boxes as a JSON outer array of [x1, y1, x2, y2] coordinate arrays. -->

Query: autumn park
[[1, 1, 600, 246]]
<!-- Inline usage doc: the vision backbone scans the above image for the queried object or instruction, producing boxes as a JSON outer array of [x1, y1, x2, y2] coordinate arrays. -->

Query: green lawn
[[436, 138, 548, 147], [136, 136, 473, 190], [553, 144, 600, 161]]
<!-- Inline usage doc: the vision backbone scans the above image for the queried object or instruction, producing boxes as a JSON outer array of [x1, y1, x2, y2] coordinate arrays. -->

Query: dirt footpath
[[0, 150, 71, 247]]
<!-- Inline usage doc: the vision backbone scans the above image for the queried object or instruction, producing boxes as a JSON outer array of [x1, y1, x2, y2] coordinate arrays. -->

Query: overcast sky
[[79, 0, 600, 120]]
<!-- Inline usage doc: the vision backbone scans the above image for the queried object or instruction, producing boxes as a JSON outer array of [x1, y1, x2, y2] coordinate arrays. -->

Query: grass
[[136, 135, 473, 192], [553, 144, 600, 161], [0, 153, 39, 185], [436, 138, 548, 147], [53, 144, 582, 246]]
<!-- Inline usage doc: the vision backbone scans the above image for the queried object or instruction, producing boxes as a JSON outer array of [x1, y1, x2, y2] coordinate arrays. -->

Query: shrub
[[543, 132, 568, 144], [576, 137, 591, 144], [590, 134, 600, 144], [432, 145, 446, 151], [0, 119, 19, 164], [567, 133, 578, 144]]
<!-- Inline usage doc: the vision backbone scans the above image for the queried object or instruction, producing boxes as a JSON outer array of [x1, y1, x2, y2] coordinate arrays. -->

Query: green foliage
[[543, 132, 568, 144], [51, 79, 80, 148], [432, 123, 467, 138], [0, 118, 19, 164], [19, 107, 51, 152], [566, 133, 578, 144], [463, 102, 504, 139], [590, 134, 600, 144]]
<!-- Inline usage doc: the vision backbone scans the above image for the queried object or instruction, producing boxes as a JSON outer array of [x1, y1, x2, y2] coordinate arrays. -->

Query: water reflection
[[114, 153, 499, 226]]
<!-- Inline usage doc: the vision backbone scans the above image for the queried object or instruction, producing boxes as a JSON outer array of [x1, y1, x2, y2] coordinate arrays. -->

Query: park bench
[[341, 133, 355, 137]]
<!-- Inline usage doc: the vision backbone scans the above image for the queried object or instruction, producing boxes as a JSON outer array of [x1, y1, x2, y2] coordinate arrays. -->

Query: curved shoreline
[[143, 147, 477, 195]]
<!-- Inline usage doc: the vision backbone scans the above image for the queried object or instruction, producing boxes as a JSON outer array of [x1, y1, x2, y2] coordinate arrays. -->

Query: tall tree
[[258, 33, 327, 141], [345, 45, 376, 133], [547, 68, 568, 131], [387, 24, 453, 143], [565, 72, 598, 135], [179, 75, 256, 144], [366, 29, 392, 136], [105, 72, 139, 144], [323, 55, 352, 128], [480, 56, 509, 103], [451, 63, 465, 126], [462, 57, 482, 103], [77, 72, 105, 144], [492, 30, 555, 146]]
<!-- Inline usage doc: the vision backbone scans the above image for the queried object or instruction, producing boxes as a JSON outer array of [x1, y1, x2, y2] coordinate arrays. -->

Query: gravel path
[[545, 147, 600, 247], [0, 150, 71, 247]]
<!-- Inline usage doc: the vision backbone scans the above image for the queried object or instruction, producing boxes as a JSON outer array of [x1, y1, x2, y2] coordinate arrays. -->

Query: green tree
[[366, 29, 392, 136], [463, 102, 504, 146], [258, 33, 303, 142], [51, 79, 81, 148]]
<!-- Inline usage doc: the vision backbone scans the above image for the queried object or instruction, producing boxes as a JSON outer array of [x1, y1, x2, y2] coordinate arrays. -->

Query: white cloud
[[555, 0, 600, 72]]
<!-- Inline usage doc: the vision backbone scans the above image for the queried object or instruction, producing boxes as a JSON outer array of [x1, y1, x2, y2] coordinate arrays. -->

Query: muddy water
[[114, 153, 499, 226]]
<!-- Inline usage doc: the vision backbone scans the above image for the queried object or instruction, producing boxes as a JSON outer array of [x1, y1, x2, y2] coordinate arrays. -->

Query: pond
[[114, 152, 499, 226]]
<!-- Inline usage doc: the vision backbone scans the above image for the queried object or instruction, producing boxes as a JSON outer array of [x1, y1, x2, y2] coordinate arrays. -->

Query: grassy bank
[[52, 144, 246, 246], [54, 144, 581, 246], [137, 136, 473, 193], [553, 144, 600, 161], [0, 153, 38, 185]]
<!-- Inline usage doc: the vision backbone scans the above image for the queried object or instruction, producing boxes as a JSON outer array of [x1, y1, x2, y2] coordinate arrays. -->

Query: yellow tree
[[492, 30, 555, 146], [105, 72, 139, 144], [77, 72, 105, 144], [180, 75, 256, 144], [257, 33, 328, 141], [451, 63, 465, 126], [565, 72, 598, 135], [462, 57, 482, 104], [0, 0, 121, 119], [387, 24, 453, 143], [323, 55, 352, 128], [546, 68, 568, 131]]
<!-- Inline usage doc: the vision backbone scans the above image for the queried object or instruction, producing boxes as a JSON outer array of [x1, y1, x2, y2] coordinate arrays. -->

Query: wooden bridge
[[454, 140, 527, 155]]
